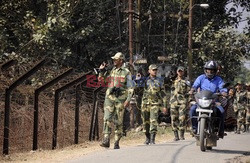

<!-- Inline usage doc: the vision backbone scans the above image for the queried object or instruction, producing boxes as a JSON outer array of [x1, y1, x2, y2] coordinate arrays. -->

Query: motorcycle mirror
[[185, 80, 192, 87]]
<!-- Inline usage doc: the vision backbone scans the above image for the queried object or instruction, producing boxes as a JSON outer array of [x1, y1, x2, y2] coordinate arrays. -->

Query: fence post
[[89, 86, 103, 141], [75, 84, 80, 144], [33, 68, 73, 150], [74, 78, 90, 144], [52, 71, 92, 149], [3, 59, 47, 155], [0, 60, 17, 71]]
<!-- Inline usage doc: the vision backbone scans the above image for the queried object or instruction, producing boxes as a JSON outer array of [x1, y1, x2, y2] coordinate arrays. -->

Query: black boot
[[246, 124, 249, 132], [114, 136, 121, 149], [243, 125, 246, 133], [144, 133, 150, 145], [180, 130, 185, 140], [150, 133, 156, 144], [114, 140, 120, 149], [100, 136, 110, 148], [173, 131, 179, 141]]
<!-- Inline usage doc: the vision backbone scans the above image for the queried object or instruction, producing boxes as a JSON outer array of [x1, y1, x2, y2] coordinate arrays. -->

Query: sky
[[225, 3, 250, 70], [225, 2, 250, 33]]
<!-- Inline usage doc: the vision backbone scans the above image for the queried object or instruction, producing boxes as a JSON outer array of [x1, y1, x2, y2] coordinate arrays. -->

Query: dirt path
[[0, 128, 174, 162], [70, 132, 250, 163], [1, 130, 249, 163]]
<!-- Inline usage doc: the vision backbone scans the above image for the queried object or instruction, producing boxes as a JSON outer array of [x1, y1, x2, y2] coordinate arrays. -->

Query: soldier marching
[[141, 64, 167, 144], [98, 52, 134, 149], [169, 66, 189, 141]]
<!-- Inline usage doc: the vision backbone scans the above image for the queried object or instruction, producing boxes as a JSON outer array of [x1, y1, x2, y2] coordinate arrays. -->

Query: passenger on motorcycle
[[189, 61, 227, 138]]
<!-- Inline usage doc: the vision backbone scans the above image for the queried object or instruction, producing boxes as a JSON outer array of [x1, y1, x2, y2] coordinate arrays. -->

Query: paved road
[[69, 132, 250, 163]]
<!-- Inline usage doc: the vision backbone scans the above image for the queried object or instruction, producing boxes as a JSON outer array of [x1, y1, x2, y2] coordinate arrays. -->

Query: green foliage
[[193, 20, 249, 81], [0, 0, 249, 78], [234, 66, 250, 84]]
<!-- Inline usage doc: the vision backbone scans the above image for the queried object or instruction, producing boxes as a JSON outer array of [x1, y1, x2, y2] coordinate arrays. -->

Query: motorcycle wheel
[[200, 117, 206, 152], [206, 146, 212, 150]]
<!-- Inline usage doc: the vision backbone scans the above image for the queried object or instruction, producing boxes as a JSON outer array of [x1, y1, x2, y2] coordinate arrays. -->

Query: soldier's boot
[[114, 135, 121, 149], [246, 124, 249, 132], [100, 136, 110, 148], [144, 133, 150, 145], [236, 130, 241, 134], [114, 141, 120, 149], [173, 131, 180, 141], [179, 130, 185, 140], [243, 125, 246, 133], [150, 133, 156, 145]]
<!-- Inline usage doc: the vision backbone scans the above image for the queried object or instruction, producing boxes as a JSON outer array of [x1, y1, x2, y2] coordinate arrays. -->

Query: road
[[68, 132, 250, 163]]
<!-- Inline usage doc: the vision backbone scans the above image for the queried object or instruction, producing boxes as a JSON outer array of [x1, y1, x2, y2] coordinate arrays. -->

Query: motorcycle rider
[[189, 61, 227, 138]]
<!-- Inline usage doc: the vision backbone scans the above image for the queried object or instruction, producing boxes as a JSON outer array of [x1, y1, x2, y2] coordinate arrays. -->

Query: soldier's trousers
[[141, 104, 159, 134], [236, 109, 246, 130], [103, 97, 125, 141], [170, 103, 186, 131], [246, 108, 250, 125]]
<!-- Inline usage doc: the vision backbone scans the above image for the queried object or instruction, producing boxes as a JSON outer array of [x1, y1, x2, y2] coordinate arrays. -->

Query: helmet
[[204, 61, 217, 79], [204, 60, 217, 70]]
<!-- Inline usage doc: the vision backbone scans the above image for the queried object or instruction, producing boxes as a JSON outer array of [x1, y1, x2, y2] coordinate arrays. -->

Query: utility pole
[[188, 0, 193, 81], [135, 0, 141, 55], [129, 0, 133, 65]]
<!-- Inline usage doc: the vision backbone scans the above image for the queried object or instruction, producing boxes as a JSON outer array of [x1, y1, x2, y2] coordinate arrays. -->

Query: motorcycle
[[192, 90, 224, 152]]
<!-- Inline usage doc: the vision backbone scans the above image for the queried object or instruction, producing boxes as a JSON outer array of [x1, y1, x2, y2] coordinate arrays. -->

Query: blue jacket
[[192, 74, 227, 93]]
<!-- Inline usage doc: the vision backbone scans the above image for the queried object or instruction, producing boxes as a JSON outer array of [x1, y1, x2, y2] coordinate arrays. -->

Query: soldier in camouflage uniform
[[170, 66, 189, 141], [233, 81, 247, 134], [246, 82, 250, 132], [141, 64, 167, 145], [98, 52, 134, 149]]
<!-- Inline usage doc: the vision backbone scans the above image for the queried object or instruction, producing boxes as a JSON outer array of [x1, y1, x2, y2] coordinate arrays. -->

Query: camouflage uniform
[[141, 65, 167, 144], [234, 87, 247, 133], [246, 83, 250, 131], [99, 52, 134, 148], [170, 79, 188, 130], [170, 66, 189, 140]]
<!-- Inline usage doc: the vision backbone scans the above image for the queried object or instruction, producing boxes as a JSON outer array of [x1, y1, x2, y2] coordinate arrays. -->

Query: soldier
[[141, 64, 167, 145], [98, 52, 134, 149], [246, 82, 250, 132], [170, 66, 189, 141], [233, 81, 247, 134]]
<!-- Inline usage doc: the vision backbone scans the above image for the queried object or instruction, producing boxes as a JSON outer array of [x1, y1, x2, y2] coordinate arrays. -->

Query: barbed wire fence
[[0, 57, 105, 154]]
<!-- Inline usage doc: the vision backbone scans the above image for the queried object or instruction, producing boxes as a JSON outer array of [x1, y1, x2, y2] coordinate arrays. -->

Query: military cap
[[111, 52, 125, 60], [149, 64, 158, 70], [236, 80, 244, 84], [177, 66, 185, 72]]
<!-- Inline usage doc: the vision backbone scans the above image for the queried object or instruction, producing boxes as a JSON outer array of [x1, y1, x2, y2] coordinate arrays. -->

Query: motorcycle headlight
[[198, 99, 213, 108]]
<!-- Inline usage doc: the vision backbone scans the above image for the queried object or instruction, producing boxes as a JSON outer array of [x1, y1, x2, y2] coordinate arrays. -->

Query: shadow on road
[[170, 141, 195, 163], [136, 140, 195, 148], [210, 149, 250, 155], [136, 144, 179, 148]]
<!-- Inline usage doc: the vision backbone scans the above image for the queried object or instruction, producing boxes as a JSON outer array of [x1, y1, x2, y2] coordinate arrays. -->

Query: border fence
[[0, 58, 105, 155]]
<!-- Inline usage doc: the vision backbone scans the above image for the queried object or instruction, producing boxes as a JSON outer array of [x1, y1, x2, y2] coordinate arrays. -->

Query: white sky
[[225, 2, 250, 33]]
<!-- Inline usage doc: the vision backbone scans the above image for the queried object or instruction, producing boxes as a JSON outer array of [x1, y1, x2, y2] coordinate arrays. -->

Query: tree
[[0, 0, 249, 76]]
